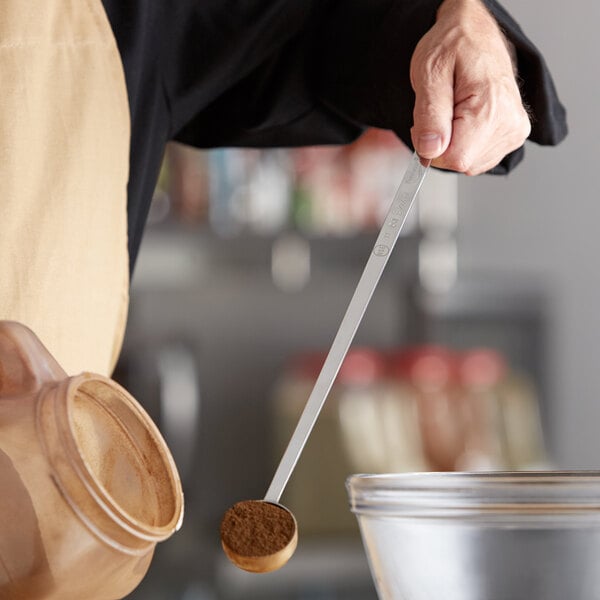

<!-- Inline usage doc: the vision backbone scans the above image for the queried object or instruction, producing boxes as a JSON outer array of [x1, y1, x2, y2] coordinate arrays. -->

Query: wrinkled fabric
[[0, 0, 130, 376], [102, 0, 567, 271]]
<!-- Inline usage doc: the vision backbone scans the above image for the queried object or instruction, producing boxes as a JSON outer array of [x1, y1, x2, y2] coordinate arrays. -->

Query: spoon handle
[[265, 152, 430, 503]]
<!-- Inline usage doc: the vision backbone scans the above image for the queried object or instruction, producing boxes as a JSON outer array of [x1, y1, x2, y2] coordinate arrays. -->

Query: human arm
[[314, 0, 566, 174], [102, 0, 567, 267], [167, 0, 565, 172]]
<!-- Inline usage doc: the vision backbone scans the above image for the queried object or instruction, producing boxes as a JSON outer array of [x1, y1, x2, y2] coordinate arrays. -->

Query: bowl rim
[[347, 471, 600, 518]]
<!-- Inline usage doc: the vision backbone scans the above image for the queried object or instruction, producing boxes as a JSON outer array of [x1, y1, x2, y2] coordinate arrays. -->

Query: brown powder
[[220, 501, 295, 557]]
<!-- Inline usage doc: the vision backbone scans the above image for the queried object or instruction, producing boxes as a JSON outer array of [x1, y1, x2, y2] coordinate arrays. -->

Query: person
[[0, 0, 566, 378]]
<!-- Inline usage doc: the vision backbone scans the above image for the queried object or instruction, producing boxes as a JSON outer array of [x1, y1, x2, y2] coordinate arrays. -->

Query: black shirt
[[100, 0, 567, 272]]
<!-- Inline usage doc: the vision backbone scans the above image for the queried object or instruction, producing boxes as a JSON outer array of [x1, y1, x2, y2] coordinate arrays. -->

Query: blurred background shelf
[[119, 134, 550, 598]]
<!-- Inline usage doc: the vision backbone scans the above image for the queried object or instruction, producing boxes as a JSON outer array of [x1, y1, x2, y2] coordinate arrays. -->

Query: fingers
[[410, 46, 454, 161], [410, 0, 532, 175], [433, 78, 531, 175]]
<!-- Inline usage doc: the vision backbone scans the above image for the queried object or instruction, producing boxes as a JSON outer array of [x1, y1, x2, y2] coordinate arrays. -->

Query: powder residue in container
[[220, 500, 295, 557]]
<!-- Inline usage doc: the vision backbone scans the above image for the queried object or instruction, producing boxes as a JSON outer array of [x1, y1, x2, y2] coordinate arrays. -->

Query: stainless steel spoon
[[222, 152, 430, 573]]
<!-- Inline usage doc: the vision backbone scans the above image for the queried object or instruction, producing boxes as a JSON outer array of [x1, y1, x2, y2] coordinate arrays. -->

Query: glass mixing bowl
[[347, 472, 600, 600]]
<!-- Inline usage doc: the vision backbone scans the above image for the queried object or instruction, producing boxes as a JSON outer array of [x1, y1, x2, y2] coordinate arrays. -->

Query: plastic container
[[0, 321, 183, 599], [348, 472, 600, 600]]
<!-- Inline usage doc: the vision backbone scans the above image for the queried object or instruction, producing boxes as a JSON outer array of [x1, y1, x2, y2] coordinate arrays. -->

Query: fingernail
[[418, 133, 442, 157]]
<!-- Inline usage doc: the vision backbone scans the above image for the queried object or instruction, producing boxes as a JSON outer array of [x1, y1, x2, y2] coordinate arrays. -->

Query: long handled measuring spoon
[[221, 152, 430, 573]]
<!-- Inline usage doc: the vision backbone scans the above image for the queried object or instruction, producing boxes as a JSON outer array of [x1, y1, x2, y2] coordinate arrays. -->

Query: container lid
[[390, 346, 457, 388], [347, 472, 600, 520], [38, 374, 184, 553], [459, 348, 507, 388]]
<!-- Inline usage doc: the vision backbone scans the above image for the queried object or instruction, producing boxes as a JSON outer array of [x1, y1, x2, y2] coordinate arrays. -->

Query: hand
[[410, 0, 531, 175]]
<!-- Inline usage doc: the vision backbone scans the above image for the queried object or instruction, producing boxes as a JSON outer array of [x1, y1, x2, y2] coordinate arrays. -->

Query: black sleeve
[[170, 0, 567, 174], [316, 0, 568, 174], [480, 0, 568, 172], [170, 0, 442, 148], [482, 2, 568, 146], [167, 0, 365, 148], [101, 0, 567, 271]]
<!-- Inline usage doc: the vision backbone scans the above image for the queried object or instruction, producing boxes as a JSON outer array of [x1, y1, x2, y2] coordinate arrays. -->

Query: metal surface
[[265, 153, 429, 502]]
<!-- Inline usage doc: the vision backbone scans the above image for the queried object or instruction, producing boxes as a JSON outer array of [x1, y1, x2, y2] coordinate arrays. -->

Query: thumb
[[410, 53, 455, 159]]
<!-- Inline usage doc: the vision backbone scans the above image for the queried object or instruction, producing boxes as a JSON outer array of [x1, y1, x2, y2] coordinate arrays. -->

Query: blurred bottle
[[455, 348, 509, 471], [400, 347, 463, 472], [208, 148, 247, 236], [167, 143, 210, 224], [245, 150, 292, 235], [289, 129, 412, 236], [336, 348, 390, 473], [496, 367, 548, 470], [381, 350, 432, 472]]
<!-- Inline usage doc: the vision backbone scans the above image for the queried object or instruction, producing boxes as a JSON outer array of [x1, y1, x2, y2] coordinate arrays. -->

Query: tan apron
[[0, 0, 130, 376]]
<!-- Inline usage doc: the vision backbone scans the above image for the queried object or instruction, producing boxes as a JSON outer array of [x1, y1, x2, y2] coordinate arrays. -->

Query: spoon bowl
[[220, 500, 298, 573]]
